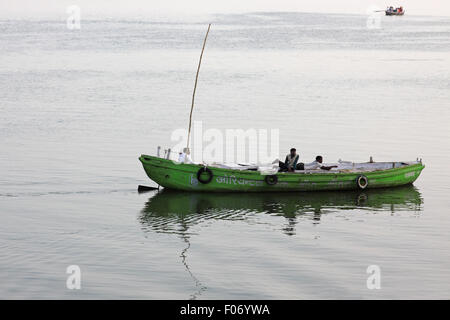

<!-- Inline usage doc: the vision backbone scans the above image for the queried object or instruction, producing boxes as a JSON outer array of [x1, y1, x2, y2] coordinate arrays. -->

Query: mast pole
[[186, 24, 211, 151]]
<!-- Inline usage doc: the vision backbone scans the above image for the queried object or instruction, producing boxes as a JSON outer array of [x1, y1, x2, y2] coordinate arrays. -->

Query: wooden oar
[[138, 185, 159, 193]]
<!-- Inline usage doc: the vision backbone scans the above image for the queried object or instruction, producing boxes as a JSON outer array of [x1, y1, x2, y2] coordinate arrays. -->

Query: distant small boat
[[386, 8, 405, 16]]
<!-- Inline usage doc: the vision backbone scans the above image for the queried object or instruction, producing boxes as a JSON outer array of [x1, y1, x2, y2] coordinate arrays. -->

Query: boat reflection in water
[[140, 185, 423, 235], [139, 186, 422, 299]]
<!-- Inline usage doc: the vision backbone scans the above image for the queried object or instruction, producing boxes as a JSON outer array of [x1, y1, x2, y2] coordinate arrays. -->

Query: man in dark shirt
[[279, 148, 300, 172]]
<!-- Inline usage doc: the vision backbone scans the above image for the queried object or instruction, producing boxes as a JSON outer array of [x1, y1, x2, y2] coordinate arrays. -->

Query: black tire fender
[[197, 167, 213, 184], [264, 174, 278, 186]]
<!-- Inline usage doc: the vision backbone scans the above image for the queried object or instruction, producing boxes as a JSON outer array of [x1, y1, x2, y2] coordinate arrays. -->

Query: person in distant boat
[[279, 148, 300, 172], [178, 148, 193, 164], [304, 156, 338, 171]]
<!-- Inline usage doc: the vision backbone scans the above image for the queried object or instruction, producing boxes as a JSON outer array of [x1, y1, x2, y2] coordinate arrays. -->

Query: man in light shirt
[[178, 148, 193, 164], [304, 155, 338, 171]]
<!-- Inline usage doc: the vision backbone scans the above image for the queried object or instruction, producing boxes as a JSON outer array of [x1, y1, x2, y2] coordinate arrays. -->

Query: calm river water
[[1, 12, 450, 299]]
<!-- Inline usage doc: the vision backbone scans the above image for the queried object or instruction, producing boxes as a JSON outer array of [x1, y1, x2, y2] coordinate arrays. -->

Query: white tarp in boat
[[209, 162, 259, 170], [208, 159, 419, 173]]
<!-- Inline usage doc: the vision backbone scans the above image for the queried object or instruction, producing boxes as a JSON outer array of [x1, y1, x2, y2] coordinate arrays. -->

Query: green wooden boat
[[139, 155, 424, 192]]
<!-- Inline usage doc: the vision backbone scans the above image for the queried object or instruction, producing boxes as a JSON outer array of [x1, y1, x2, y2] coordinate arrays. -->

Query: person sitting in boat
[[178, 148, 193, 164], [304, 156, 338, 171], [279, 148, 300, 172]]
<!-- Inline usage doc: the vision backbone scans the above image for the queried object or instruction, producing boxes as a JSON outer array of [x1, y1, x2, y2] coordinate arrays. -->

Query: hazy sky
[[1, 0, 449, 18]]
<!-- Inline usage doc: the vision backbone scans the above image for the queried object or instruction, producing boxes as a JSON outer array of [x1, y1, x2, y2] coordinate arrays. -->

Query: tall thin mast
[[186, 24, 211, 151]]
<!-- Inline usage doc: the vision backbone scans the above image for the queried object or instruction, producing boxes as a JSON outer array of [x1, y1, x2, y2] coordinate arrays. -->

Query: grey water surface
[[1, 12, 450, 299]]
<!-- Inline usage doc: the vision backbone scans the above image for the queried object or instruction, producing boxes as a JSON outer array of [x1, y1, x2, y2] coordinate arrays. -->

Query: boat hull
[[139, 155, 424, 192], [385, 11, 404, 16]]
